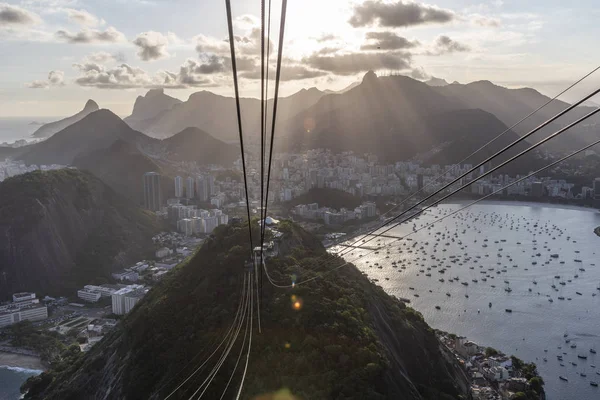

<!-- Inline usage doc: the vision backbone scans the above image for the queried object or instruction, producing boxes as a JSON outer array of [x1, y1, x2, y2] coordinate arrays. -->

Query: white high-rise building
[[186, 177, 195, 199], [111, 285, 147, 315], [174, 176, 184, 198]]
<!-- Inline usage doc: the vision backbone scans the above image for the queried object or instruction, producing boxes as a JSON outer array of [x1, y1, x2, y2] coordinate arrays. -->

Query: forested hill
[[23, 220, 467, 400], [0, 169, 162, 297]]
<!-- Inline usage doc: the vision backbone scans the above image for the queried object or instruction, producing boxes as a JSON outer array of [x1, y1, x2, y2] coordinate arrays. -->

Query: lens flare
[[303, 117, 315, 133]]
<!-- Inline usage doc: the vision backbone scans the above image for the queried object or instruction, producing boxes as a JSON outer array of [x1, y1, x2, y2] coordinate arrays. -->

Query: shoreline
[[0, 351, 45, 372]]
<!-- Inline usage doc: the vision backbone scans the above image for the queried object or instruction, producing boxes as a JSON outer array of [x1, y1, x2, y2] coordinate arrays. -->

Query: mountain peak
[[146, 88, 165, 96], [83, 99, 99, 111], [362, 70, 378, 84]]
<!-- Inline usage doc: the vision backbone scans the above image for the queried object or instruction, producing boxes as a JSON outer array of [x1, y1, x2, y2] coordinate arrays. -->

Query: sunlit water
[[338, 201, 600, 400]]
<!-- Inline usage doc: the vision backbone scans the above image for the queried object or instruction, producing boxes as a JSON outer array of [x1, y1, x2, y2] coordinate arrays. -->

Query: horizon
[[2, 0, 600, 117]]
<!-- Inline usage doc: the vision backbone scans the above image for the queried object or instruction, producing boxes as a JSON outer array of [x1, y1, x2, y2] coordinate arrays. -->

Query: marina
[[338, 201, 600, 399]]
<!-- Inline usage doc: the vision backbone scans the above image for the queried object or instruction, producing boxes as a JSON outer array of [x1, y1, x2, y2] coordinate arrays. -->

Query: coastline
[[0, 351, 44, 372]]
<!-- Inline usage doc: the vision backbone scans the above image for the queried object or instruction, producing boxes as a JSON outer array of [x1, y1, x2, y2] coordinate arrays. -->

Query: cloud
[[72, 60, 218, 89], [26, 69, 64, 88], [349, 0, 455, 28], [55, 26, 125, 43], [234, 14, 259, 30], [48, 70, 64, 85], [303, 51, 412, 76], [409, 67, 428, 80], [178, 58, 222, 86], [74, 62, 156, 89], [360, 31, 419, 50], [316, 46, 341, 55], [195, 28, 272, 58], [65, 8, 102, 27], [0, 3, 41, 26], [431, 35, 470, 54], [84, 51, 124, 63], [133, 31, 170, 61], [240, 64, 327, 81], [315, 33, 339, 43], [181, 56, 226, 75], [471, 14, 501, 27], [195, 34, 229, 55]]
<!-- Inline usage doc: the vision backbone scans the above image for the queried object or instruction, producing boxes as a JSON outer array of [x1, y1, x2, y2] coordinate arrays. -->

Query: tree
[[485, 347, 499, 357]]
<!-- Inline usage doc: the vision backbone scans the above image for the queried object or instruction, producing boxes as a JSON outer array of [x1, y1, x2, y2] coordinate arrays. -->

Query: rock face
[[31, 100, 99, 139], [0, 169, 161, 297], [124, 89, 182, 130], [23, 221, 468, 400]]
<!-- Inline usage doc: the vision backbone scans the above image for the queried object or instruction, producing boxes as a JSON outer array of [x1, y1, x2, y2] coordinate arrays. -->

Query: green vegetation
[[485, 347, 499, 357], [2, 321, 78, 364], [285, 188, 362, 210], [23, 220, 466, 400], [0, 169, 163, 296], [510, 356, 544, 400]]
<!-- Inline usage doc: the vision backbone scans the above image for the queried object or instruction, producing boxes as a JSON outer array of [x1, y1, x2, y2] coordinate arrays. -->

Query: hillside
[[279, 72, 538, 173], [73, 139, 171, 205], [431, 80, 600, 152], [18, 109, 159, 166], [129, 87, 325, 141], [124, 89, 182, 132], [0, 169, 162, 297], [31, 100, 99, 139], [162, 127, 239, 166], [23, 220, 468, 400]]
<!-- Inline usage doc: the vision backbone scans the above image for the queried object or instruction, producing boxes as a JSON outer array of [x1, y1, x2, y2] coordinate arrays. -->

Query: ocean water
[[339, 201, 600, 400], [0, 118, 49, 145], [0, 366, 41, 400]]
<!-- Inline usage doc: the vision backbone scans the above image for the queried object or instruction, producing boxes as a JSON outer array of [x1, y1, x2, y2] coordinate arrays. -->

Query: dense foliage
[[0, 169, 163, 296]]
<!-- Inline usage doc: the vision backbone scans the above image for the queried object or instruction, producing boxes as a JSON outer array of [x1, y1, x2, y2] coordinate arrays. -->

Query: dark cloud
[[349, 0, 455, 28], [0, 3, 40, 26], [55, 26, 125, 43], [360, 31, 419, 50], [429, 35, 470, 54], [183, 56, 226, 75], [303, 51, 412, 76], [133, 31, 169, 61], [240, 64, 327, 81]]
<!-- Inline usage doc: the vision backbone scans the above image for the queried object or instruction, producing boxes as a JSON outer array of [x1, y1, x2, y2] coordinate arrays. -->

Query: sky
[[1, 0, 600, 117]]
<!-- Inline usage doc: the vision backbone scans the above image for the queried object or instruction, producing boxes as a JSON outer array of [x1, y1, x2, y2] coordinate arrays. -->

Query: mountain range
[[0, 169, 162, 297], [124, 87, 325, 141]]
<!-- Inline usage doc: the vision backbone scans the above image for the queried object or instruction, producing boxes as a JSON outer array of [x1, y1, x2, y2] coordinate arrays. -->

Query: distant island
[[28, 121, 45, 126], [595, 226, 600, 237]]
